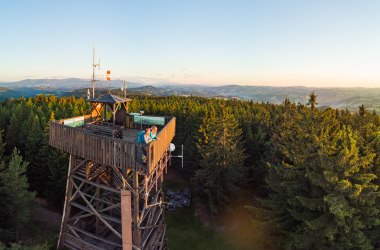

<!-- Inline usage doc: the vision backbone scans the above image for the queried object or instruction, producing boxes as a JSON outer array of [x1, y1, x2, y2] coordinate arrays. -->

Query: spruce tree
[[6, 114, 20, 154], [258, 102, 380, 249], [0, 131, 7, 236], [45, 149, 68, 205], [0, 148, 35, 240], [25, 116, 47, 194], [0, 130, 4, 157], [194, 107, 246, 213], [307, 91, 318, 110]]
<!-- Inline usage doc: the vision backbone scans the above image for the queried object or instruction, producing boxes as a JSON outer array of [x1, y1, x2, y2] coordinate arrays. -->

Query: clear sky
[[1, 0, 380, 87]]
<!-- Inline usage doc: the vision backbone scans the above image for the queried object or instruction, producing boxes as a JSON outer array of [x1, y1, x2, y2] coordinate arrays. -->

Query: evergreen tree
[[25, 116, 48, 194], [44, 149, 68, 205], [5, 114, 20, 154], [0, 148, 35, 240], [193, 107, 246, 213], [307, 91, 318, 110], [258, 104, 380, 249], [0, 130, 4, 157], [0, 131, 7, 236]]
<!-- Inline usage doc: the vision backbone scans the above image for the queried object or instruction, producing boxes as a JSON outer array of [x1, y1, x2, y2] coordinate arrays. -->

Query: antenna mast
[[121, 80, 127, 98], [91, 48, 100, 98]]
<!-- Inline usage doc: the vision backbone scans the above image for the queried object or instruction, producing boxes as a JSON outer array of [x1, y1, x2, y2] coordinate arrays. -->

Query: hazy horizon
[[1, 1, 380, 88], [3, 77, 380, 89]]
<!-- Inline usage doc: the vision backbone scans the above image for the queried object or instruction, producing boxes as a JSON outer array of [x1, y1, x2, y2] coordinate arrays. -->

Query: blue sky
[[1, 0, 380, 87]]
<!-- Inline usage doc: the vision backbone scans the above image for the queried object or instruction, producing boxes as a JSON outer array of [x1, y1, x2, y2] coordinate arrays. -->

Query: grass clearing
[[164, 169, 278, 250], [166, 205, 233, 250], [164, 170, 234, 250]]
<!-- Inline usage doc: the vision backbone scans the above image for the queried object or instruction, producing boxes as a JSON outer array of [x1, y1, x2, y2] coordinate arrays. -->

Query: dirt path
[[19, 198, 62, 245], [31, 198, 62, 228]]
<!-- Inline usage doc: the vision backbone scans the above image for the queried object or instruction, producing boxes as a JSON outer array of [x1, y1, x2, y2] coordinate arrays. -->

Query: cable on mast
[[121, 80, 127, 98], [91, 48, 101, 98]]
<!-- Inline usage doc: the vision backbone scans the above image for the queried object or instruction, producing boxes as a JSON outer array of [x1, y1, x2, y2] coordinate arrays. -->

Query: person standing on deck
[[144, 128, 152, 144], [141, 128, 152, 164], [150, 126, 158, 140]]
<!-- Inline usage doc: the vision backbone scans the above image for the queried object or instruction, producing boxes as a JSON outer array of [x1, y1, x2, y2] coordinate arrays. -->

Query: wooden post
[[121, 190, 133, 250], [95, 178, 100, 235], [133, 172, 141, 247], [113, 103, 116, 125], [104, 103, 107, 121], [57, 155, 74, 249]]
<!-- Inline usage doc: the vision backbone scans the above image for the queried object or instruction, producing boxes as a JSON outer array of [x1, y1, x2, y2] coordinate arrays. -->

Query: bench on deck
[[84, 123, 123, 139]]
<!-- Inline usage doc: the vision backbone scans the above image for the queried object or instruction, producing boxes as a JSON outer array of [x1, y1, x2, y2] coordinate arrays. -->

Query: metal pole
[[92, 48, 95, 98], [139, 110, 144, 130]]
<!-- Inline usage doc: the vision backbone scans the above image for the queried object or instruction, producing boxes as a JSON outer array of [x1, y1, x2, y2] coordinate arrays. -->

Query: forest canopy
[[0, 93, 378, 249]]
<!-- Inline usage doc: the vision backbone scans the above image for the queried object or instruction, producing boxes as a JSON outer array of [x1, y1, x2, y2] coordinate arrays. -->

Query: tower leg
[[56, 152, 170, 250], [58, 155, 74, 249], [121, 190, 132, 250]]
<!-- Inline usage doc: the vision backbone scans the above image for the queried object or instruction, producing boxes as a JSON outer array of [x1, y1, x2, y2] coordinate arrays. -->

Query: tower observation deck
[[49, 93, 176, 250]]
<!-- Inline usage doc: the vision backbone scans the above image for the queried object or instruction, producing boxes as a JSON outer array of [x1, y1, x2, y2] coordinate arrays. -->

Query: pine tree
[[307, 91, 318, 110], [0, 130, 4, 157], [0, 131, 7, 236], [0, 148, 35, 240], [6, 114, 20, 154], [44, 149, 68, 205], [193, 107, 246, 213], [258, 103, 380, 249], [25, 116, 48, 194]]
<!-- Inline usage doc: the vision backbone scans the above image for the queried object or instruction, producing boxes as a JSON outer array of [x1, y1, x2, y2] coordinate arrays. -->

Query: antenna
[[121, 80, 127, 98], [91, 47, 100, 98], [106, 70, 111, 94]]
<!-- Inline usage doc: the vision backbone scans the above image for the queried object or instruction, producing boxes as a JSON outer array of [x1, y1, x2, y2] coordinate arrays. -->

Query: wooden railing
[[49, 122, 136, 172], [147, 117, 176, 173], [49, 115, 176, 175]]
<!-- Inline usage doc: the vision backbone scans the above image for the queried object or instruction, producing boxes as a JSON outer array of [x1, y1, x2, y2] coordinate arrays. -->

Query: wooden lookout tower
[[49, 93, 176, 250]]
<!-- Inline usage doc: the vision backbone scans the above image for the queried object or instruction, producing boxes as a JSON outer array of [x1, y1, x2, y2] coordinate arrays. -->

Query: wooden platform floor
[[83, 123, 140, 143], [121, 128, 139, 143]]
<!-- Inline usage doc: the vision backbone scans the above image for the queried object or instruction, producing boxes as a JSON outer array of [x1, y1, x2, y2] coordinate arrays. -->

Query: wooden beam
[[72, 175, 120, 194], [133, 172, 141, 246], [68, 179, 85, 202], [71, 181, 122, 238], [88, 165, 107, 181], [57, 155, 74, 249], [67, 224, 122, 248], [111, 165, 138, 197], [71, 159, 87, 174], [63, 232, 105, 250], [121, 190, 133, 250], [70, 201, 121, 224], [68, 202, 120, 223]]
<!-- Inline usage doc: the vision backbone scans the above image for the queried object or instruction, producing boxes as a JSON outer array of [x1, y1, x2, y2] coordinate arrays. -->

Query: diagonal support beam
[[71, 180, 122, 239]]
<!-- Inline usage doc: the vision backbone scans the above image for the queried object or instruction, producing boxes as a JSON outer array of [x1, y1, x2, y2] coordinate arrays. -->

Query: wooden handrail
[[49, 122, 138, 173], [147, 117, 176, 173], [49, 115, 176, 175]]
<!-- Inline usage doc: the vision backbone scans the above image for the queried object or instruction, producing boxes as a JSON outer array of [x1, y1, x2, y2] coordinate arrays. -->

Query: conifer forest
[[0, 93, 379, 249]]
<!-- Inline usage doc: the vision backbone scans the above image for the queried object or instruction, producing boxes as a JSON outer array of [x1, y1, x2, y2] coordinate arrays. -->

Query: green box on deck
[[130, 113, 166, 126], [64, 117, 85, 127]]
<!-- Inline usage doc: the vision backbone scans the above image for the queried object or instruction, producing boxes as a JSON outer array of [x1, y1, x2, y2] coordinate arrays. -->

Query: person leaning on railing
[[150, 126, 158, 140], [141, 128, 152, 164], [144, 128, 153, 144]]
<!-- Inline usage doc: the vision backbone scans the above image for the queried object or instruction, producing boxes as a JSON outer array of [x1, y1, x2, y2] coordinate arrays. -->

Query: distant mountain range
[[0, 78, 142, 90], [1, 78, 380, 112]]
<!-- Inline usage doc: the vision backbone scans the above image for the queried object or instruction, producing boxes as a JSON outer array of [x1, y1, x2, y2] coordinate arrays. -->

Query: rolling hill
[[1, 79, 380, 112]]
